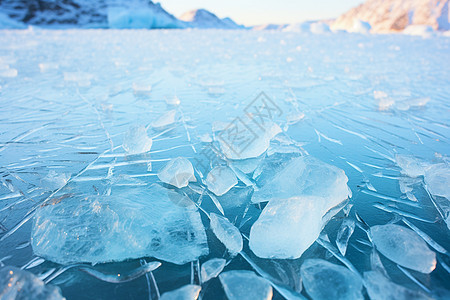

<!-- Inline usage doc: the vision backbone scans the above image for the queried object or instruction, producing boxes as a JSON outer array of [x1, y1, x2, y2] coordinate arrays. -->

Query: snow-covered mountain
[[180, 9, 244, 29], [0, 1, 244, 29], [0, 0, 181, 28], [332, 0, 450, 32]]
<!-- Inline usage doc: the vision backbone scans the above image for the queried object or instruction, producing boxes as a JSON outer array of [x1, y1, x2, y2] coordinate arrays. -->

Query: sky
[[158, 0, 364, 26]]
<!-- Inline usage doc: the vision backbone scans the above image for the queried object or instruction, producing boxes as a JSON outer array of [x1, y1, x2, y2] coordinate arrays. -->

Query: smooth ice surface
[[32, 183, 208, 265], [252, 156, 350, 204], [157, 157, 196, 188], [219, 270, 273, 300], [300, 259, 363, 300], [160, 284, 201, 300], [210, 213, 243, 255], [0, 266, 64, 300], [370, 224, 436, 273], [122, 126, 153, 155], [363, 271, 430, 300], [201, 258, 226, 283], [205, 166, 238, 196]]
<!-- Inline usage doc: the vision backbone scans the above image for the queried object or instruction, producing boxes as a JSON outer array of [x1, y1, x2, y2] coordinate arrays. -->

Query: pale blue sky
[[158, 0, 364, 26]]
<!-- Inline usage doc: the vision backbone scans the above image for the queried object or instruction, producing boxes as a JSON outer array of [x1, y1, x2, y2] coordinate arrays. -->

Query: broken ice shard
[[336, 218, 356, 256], [160, 284, 201, 300], [424, 163, 450, 200], [157, 157, 196, 188], [152, 109, 177, 129], [219, 270, 273, 300], [31, 184, 208, 265], [250, 196, 345, 259], [395, 154, 425, 177], [0, 266, 64, 300], [206, 166, 238, 196], [122, 126, 153, 155], [252, 156, 350, 204], [300, 259, 363, 300], [201, 258, 226, 283], [41, 170, 70, 191], [210, 213, 243, 255], [363, 271, 430, 300], [216, 120, 281, 160], [249, 156, 350, 259], [370, 224, 436, 273]]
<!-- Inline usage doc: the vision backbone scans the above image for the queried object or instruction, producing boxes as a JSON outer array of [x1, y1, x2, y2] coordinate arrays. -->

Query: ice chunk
[[210, 213, 243, 255], [160, 284, 201, 300], [336, 218, 356, 256], [31, 184, 208, 265], [123, 126, 153, 155], [310, 22, 331, 34], [165, 95, 181, 106], [158, 157, 196, 188], [132, 82, 152, 95], [350, 19, 371, 34], [370, 224, 436, 273], [216, 120, 281, 160], [300, 259, 363, 300], [0, 266, 64, 300], [249, 195, 346, 259], [41, 170, 70, 191], [152, 110, 177, 129], [0, 67, 18, 78], [63, 71, 93, 86], [206, 166, 238, 196], [219, 270, 273, 300], [363, 271, 430, 300], [395, 154, 425, 177], [403, 25, 434, 37], [0, 12, 27, 29], [286, 111, 305, 125], [424, 163, 450, 200], [250, 156, 350, 259], [201, 258, 226, 283], [252, 156, 350, 204]]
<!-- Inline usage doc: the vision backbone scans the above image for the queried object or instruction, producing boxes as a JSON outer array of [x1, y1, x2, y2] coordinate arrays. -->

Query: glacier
[[0, 28, 449, 299]]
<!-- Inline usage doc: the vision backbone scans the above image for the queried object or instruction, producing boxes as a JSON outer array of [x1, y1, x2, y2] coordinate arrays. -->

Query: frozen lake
[[0, 29, 449, 299]]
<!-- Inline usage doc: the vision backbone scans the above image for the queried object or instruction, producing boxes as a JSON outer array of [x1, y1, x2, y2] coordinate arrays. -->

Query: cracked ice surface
[[0, 29, 449, 299]]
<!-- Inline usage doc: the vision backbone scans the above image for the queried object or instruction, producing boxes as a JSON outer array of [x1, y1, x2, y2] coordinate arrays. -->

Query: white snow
[[332, 0, 450, 33]]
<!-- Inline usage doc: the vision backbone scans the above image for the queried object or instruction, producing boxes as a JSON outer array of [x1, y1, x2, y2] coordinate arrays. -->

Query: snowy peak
[[180, 9, 244, 29], [0, 0, 184, 28], [332, 0, 450, 32]]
